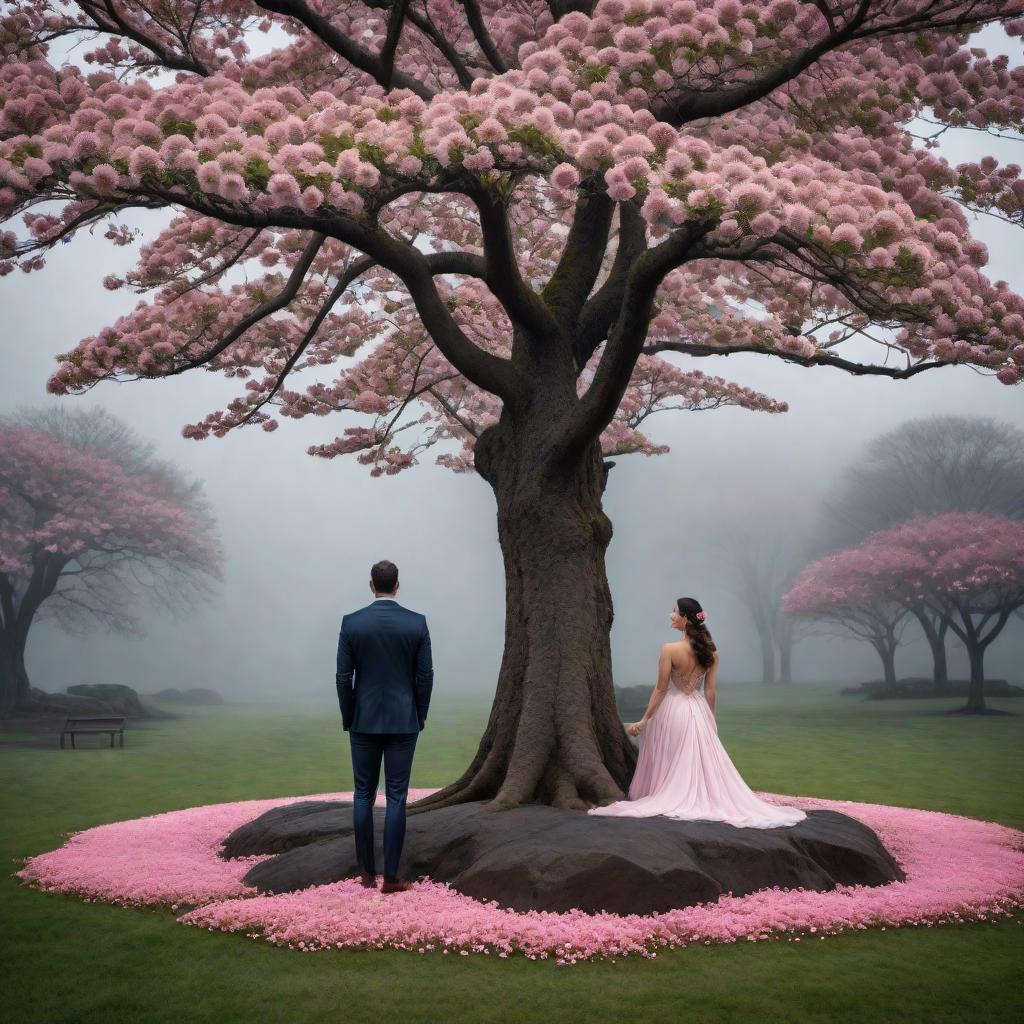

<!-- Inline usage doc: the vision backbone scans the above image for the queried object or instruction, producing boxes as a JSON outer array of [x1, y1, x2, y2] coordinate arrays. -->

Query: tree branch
[[252, 0, 435, 98], [379, 0, 411, 88], [540, 189, 614, 329], [101, 179, 513, 395], [558, 218, 714, 462], [462, 0, 509, 73], [651, 0, 872, 125], [79, 0, 213, 76], [363, 0, 475, 89], [575, 201, 647, 368], [470, 187, 562, 343], [234, 250, 486, 426], [643, 340, 959, 379], [650, 0, 1007, 129], [168, 231, 330, 372]]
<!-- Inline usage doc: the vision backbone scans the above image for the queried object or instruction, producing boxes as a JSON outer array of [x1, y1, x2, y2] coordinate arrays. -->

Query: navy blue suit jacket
[[335, 599, 433, 734]]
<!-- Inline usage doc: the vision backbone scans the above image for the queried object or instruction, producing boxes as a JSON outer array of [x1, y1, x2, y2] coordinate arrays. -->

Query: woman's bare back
[[665, 638, 707, 692]]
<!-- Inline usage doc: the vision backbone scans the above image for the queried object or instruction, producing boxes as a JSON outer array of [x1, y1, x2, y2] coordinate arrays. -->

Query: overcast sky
[[2, 25, 1022, 708]]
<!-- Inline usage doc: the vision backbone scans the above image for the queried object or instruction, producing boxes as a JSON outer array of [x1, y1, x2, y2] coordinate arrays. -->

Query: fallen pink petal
[[14, 789, 1024, 964]]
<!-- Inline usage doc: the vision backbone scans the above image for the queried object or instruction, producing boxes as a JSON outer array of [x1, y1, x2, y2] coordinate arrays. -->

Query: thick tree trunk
[[929, 628, 950, 692], [1, 567, 56, 714], [758, 626, 777, 685], [913, 609, 949, 693], [778, 635, 793, 684], [950, 606, 1014, 714], [873, 641, 897, 690], [963, 644, 987, 714], [410, 412, 637, 813], [0, 629, 32, 714]]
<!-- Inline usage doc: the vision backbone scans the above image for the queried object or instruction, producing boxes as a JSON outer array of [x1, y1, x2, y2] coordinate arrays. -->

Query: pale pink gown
[[589, 663, 806, 828]]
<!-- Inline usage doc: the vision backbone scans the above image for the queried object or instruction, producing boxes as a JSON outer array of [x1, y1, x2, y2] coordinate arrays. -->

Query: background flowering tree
[[2, 1, 1023, 808], [782, 544, 915, 688], [865, 513, 1024, 713], [0, 408, 223, 713], [823, 415, 1024, 688]]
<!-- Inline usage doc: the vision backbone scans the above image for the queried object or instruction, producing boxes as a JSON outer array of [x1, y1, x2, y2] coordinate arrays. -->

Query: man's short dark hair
[[371, 560, 399, 593]]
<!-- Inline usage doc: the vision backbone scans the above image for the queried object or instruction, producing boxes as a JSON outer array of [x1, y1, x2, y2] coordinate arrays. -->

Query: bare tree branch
[[380, 0, 411, 88], [644, 340, 958, 379], [462, 0, 509, 73]]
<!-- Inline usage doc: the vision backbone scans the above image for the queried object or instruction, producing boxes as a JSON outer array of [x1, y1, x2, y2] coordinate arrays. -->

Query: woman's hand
[[626, 719, 646, 737]]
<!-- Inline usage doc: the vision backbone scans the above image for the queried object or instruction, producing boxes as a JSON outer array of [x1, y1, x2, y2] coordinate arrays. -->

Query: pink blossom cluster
[[784, 513, 1024, 618], [1, 0, 1023, 485], [14, 787, 1024, 965], [783, 545, 919, 621], [0, 420, 219, 579], [868, 513, 1024, 603], [104, 243, 785, 474], [4, 52, 1019, 374]]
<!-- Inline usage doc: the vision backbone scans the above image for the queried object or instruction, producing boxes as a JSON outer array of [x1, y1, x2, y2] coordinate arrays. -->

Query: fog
[[2, 26, 1023, 707]]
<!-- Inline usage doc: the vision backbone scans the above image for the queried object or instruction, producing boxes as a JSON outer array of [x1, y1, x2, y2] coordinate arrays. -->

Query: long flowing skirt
[[588, 687, 806, 829]]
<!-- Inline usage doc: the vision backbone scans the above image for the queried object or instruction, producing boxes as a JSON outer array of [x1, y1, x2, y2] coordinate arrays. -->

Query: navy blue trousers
[[349, 730, 418, 879]]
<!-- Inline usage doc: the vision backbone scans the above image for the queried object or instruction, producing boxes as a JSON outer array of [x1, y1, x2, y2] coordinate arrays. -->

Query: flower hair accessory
[[695, 610, 707, 622]]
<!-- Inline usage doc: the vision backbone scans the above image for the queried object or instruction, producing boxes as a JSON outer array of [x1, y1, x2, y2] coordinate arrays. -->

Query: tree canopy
[[1, 1, 1021, 477]]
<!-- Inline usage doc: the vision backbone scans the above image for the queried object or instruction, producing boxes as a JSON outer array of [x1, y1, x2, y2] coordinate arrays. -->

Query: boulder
[[152, 686, 222, 705], [66, 683, 148, 715], [221, 800, 905, 916], [614, 685, 651, 720], [181, 687, 223, 705], [153, 688, 185, 703], [841, 678, 1023, 698], [31, 684, 176, 720]]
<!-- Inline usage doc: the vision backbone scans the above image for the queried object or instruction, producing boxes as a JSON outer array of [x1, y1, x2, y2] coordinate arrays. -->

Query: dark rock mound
[[182, 687, 223, 705], [841, 677, 1023, 698], [66, 684, 149, 715], [221, 800, 905, 916], [152, 687, 223, 705], [614, 684, 655, 721], [26, 684, 175, 720], [153, 687, 185, 703]]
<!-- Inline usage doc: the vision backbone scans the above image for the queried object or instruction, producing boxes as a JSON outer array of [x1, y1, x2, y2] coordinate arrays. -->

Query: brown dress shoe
[[380, 876, 412, 894], [359, 871, 378, 888]]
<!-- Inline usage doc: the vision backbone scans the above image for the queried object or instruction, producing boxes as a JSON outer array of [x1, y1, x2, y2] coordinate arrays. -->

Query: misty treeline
[[742, 413, 1024, 704], [4, 406, 1022, 719]]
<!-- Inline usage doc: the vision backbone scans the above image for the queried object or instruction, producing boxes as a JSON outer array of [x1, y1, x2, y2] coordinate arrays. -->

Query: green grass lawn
[[2, 683, 1022, 1024]]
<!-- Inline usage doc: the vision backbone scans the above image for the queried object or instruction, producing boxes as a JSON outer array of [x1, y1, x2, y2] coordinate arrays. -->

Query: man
[[335, 560, 433, 894]]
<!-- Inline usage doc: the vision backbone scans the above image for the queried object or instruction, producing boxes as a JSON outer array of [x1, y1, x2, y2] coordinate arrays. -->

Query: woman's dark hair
[[677, 597, 717, 670], [371, 560, 399, 593]]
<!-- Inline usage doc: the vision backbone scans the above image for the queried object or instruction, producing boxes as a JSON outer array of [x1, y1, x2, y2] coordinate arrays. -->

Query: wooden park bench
[[60, 716, 126, 749]]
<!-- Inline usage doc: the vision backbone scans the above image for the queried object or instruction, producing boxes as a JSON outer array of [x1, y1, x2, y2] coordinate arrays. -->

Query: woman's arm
[[704, 650, 719, 717], [628, 645, 672, 735]]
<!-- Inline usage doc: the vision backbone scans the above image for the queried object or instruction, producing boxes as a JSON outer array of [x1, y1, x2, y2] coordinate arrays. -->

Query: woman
[[588, 597, 806, 828]]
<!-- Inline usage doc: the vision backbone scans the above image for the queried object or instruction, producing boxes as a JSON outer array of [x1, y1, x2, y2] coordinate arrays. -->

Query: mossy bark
[[410, 405, 636, 812]]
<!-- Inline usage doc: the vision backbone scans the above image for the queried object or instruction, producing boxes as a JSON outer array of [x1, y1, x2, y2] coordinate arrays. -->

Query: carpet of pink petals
[[14, 788, 1024, 965]]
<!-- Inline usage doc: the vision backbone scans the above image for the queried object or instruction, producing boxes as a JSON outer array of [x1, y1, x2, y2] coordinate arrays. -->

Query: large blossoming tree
[[0, 408, 223, 713], [785, 513, 1024, 712], [782, 544, 915, 688], [822, 415, 1024, 687], [865, 513, 1024, 713], [2, 1, 1023, 808]]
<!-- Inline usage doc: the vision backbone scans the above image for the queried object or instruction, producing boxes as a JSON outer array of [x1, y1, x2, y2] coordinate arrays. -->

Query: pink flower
[[15, 788, 1023, 964], [551, 164, 581, 191]]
